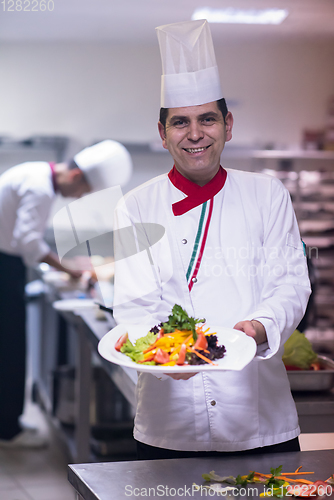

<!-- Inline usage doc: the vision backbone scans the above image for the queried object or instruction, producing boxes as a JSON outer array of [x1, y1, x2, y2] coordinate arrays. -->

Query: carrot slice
[[279, 477, 314, 485], [143, 343, 158, 354], [254, 472, 314, 485], [189, 347, 217, 365], [280, 472, 314, 476]]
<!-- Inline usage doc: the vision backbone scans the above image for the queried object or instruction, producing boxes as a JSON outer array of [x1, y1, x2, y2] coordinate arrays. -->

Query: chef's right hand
[[67, 269, 83, 280]]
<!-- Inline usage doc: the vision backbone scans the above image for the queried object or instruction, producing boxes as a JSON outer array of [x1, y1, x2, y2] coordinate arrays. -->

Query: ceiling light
[[192, 8, 289, 25]]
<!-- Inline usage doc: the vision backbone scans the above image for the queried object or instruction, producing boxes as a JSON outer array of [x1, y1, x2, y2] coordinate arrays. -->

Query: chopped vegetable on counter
[[202, 465, 333, 498]]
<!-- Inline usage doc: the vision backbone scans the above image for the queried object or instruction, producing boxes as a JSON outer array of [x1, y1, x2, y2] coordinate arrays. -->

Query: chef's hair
[[159, 98, 228, 131], [67, 159, 80, 170], [67, 159, 90, 185]]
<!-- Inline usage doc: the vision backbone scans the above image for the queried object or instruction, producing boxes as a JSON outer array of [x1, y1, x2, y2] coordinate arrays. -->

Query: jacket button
[[210, 400, 216, 406], [191, 277, 197, 283], [182, 239, 187, 244]]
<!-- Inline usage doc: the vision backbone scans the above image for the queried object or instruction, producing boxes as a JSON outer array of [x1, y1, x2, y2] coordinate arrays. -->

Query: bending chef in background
[[0, 140, 132, 448], [113, 20, 311, 459]]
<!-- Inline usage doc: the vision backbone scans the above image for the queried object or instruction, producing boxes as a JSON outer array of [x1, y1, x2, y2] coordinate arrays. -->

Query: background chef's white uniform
[[0, 141, 133, 444], [113, 167, 311, 452], [0, 162, 55, 266], [0, 161, 55, 441]]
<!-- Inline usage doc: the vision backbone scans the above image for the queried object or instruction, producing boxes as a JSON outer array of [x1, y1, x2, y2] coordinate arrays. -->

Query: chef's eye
[[202, 116, 215, 124], [172, 119, 187, 127]]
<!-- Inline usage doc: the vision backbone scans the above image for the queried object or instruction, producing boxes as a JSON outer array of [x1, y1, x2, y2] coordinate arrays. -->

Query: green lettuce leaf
[[120, 331, 157, 363], [202, 471, 236, 484], [282, 330, 318, 369]]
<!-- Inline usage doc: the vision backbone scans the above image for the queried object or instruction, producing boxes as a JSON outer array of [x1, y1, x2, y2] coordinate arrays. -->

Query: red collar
[[49, 162, 58, 192], [168, 166, 227, 216]]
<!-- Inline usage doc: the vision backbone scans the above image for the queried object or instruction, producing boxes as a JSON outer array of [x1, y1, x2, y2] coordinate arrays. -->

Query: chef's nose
[[187, 120, 204, 142]]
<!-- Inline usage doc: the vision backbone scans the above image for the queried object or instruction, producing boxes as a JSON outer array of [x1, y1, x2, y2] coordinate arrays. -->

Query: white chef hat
[[74, 140, 132, 192], [156, 19, 223, 108]]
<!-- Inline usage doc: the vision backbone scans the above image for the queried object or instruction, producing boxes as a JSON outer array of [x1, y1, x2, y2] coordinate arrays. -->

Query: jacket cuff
[[254, 316, 278, 358], [244, 312, 280, 359], [22, 240, 51, 267]]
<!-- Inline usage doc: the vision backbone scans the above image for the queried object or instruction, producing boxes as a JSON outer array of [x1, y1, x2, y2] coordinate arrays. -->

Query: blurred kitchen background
[[1, 0, 334, 338], [1, 1, 334, 499]]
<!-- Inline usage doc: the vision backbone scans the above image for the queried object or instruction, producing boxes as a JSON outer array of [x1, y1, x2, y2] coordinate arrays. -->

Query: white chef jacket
[[0, 162, 55, 267], [113, 167, 311, 452]]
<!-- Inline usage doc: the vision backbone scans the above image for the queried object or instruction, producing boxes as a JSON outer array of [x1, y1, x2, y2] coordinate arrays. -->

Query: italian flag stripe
[[187, 197, 214, 292], [186, 201, 207, 281]]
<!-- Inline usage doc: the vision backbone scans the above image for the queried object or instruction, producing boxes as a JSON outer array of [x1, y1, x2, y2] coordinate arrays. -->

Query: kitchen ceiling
[[1, 0, 334, 43]]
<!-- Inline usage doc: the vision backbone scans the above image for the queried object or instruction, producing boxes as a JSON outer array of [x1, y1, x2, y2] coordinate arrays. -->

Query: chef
[[113, 20, 311, 459], [0, 140, 132, 448]]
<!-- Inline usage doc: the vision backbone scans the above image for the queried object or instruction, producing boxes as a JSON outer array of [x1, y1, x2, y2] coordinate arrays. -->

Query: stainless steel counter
[[68, 449, 334, 500]]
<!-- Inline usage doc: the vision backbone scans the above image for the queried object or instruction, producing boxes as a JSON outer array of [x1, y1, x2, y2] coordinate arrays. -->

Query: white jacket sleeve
[[12, 188, 52, 267], [244, 177, 311, 358]]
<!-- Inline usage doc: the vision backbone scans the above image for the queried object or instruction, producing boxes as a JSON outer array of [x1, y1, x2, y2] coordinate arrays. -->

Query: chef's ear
[[225, 112, 233, 142], [158, 121, 168, 150], [69, 168, 84, 184]]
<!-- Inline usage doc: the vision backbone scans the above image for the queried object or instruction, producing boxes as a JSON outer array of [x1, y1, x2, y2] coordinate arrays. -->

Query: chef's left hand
[[68, 269, 83, 280], [233, 319, 267, 345]]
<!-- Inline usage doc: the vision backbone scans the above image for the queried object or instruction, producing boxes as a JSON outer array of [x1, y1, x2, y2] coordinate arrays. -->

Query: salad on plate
[[115, 304, 226, 367]]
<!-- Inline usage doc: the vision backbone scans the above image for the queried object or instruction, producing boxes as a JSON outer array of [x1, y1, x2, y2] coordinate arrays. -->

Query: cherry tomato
[[289, 481, 331, 498], [176, 344, 187, 365], [154, 348, 170, 364], [194, 333, 208, 350], [115, 332, 128, 351], [313, 480, 331, 497], [156, 330, 164, 340]]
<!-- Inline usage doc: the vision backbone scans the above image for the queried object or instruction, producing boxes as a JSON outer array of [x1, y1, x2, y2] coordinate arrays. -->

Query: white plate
[[53, 299, 98, 312], [98, 324, 257, 373]]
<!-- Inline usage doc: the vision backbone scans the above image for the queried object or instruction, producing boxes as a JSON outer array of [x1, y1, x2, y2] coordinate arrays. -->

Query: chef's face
[[60, 169, 91, 198], [70, 178, 91, 198], [158, 101, 233, 186]]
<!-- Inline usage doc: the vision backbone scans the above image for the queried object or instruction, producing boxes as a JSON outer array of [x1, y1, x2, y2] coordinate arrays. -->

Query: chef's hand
[[67, 269, 83, 280], [41, 251, 82, 280], [166, 373, 197, 380], [233, 319, 267, 345]]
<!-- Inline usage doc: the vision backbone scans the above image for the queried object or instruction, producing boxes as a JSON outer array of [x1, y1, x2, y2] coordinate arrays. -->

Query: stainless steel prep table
[[76, 309, 137, 410], [40, 304, 137, 463], [68, 449, 334, 500]]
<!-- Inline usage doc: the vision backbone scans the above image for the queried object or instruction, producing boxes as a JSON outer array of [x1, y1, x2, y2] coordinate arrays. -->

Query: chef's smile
[[158, 101, 233, 186], [183, 145, 211, 154]]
